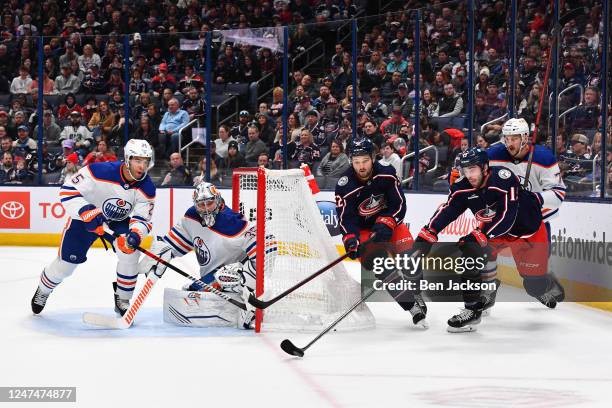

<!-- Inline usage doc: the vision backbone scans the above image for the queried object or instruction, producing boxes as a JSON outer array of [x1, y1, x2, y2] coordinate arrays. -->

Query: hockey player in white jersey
[[483, 118, 566, 310], [140, 181, 267, 329], [31, 139, 156, 316]]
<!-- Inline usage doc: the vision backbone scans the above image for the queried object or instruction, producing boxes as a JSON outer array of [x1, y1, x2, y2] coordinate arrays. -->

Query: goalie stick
[[247, 235, 376, 310], [82, 231, 248, 329], [281, 249, 421, 357]]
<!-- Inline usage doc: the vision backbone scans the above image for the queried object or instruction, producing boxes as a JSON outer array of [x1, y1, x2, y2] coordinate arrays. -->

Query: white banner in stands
[[2, 186, 611, 289]]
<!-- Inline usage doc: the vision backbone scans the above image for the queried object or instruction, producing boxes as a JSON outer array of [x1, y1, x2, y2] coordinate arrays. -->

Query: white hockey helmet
[[501, 118, 530, 152], [124, 139, 154, 181], [193, 181, 223, 227]]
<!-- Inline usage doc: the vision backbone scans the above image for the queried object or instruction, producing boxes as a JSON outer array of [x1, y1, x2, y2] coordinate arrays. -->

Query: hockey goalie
[[140, 181, 267, 330]]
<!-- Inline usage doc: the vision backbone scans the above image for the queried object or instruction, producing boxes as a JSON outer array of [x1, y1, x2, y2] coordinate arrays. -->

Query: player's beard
[[356, 166, 373, 181]]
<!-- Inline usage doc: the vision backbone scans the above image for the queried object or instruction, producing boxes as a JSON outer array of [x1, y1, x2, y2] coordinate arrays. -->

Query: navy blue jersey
[[335, 162, 406, 237], [428, 166, 542, 238]]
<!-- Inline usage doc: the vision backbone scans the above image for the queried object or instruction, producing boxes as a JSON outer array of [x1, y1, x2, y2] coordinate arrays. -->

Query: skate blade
[[481, 309, 491, 317], [447, 325, 478, 333]]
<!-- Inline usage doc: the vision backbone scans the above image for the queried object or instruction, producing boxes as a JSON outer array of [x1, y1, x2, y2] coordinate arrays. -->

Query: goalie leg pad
[[163, 288, 238, 327]]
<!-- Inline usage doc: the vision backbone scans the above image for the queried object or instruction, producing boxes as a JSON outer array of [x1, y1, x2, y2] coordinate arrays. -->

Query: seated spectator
[[356, 60, 376, 94], [364, 88, 388, 124], [386, 50, 408, 75], [476, 135, 491, 149], [363, 120, 385, 149], [151, 63, 176, 95], [60, 111, 94, 157], [80, 63, 106, 94], [57, 93, 82, 125], [269, 87, 284, 118], [33, 110, 62, 146], [474, 94, 492, 128], [106, 69, 125, 95], [88, 100, 115, 142], [484, 82, 500, 107], [0, 152, 16, 183], [382, 71, 403, 104], [214, 125, 236, 159], [131, 92, 154, 121], [317, 139, 350, 177], [28, 69, 55, 95], [255, 113, 275, 145], [292, 129, 321, 167], [271, 119, 297, 165], [560, 133, 592, 178], [296, 95, 316, 125], [82, 140, 117, 166], [193, 154, 221, 185], [129, 68, 148, 96], [434, 83, 463, 117], [10, 66, 33, 95], [158, 98, 190, 157], [258, 152, 271, 169], [58, 153, 80, 185], [223, 140, 247, 170], [378, 140, 402, 179], [258, 48, 277, 75], [239, 55, 262, 83], [12, 125, 37, 157], [109, 107, 134, 145], [393, 82, 413, 119], [1, 135, 13, 155], [230, 111, 251, 145], [245, 125, 268, 163], [78, 44, 102, 73], [181, 87, 205, 125], [8, 111, 28, 139], [134, 115, 161, 157], [54, 64, 81, 95], [570, 86, 600, 130], [161, 152, 192, 186], [178, 63, 203, 94], [380, 105, 409, 137]]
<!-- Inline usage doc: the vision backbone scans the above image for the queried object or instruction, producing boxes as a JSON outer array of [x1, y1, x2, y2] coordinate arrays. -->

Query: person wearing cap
[[59, 111, 94, 157], [559, 133, 593, 178], [297, 95, 315, 125], [312, 85, 332, 112], [230, 111, 251, 145], [178, 63, 203, 94], [302, 109, 325, 146], [319, 97, 342, 143], [380, 105, 409, 137], [151, 62, 177, 95], [12, 125, 37, 155], [391, 81, 411, 115], [364, 88, 388, 124], [560, 62, 582, 110], [223, 139, 247, 170], [58, 42, 78, 69], [328, 64, 348, 100], [53, 64, 80, 95]]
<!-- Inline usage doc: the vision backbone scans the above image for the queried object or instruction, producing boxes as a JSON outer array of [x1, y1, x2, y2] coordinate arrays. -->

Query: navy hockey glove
[[117, 229, 143, 254], [78, 204, 105, 235], [343, 234, 360, 260], [371, 216, 396, 242]]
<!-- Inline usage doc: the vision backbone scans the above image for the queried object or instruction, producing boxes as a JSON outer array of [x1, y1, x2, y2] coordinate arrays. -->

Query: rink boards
[[1, 185, 611, 310]]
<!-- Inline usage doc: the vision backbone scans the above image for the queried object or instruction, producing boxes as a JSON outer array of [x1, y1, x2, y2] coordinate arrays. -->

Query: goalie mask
[[124, 139, 154, 181], [501, 118, 530, 154], [193, 181, 223, 227]]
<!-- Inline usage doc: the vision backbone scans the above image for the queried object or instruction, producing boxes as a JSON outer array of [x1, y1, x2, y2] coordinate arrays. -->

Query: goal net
[[232, 167, 375, 332]]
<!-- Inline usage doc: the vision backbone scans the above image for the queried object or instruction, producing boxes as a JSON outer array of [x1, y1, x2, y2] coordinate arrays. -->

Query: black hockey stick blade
[[247, 293, 268, 309], [280, 339, 305, 357]]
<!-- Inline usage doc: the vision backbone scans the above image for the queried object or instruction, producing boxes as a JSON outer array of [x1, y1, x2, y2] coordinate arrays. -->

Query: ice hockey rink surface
[[2, 246, 611, 408]]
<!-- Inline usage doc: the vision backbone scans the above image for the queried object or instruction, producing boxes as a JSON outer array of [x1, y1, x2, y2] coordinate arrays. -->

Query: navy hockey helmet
[[348, 138, 374, 159], [459, 147, 489, 169]]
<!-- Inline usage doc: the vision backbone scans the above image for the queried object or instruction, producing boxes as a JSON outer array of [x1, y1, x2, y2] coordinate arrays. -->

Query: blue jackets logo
[[317, 201, 340, 236], [102, 198, 133, 220]]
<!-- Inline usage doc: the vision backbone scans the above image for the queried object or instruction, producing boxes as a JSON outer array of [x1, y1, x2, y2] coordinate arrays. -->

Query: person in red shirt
[[82, 140, 118, 166]]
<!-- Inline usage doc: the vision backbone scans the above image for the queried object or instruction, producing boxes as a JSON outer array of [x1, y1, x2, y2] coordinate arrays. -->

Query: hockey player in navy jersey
[[31, 139, 156, 316], [140, 181, 265, 329], [413, 147, 565, 332], [335, 138, 428, 328], [480, 118, 566, 311]]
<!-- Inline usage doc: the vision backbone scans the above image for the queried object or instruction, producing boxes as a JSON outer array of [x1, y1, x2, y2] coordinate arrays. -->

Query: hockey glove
[[412, 226, 438, 255], [343, 234, 360, 260], [459, 229, 488, 248], [371, 216, 396, 242], [78, 204, 105, 236], [117, 229, 144, 254]]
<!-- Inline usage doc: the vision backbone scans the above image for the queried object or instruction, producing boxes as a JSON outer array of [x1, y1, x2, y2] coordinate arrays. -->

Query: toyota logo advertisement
[[1, 201, 25, 220], [0, 191, 30, 229]]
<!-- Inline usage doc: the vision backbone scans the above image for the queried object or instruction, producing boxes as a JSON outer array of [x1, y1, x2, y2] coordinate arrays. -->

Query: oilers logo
[[193, 237, 211, 266], [358, 194, 386, 218], [102, 198, 133, 220]]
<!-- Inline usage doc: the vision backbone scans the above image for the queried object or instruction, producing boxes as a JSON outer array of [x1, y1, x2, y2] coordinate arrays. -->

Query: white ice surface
[[1, 246, 611, 408]]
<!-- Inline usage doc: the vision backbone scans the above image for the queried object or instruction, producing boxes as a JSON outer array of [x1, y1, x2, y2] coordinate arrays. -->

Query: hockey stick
[[83, 231, 248, 329], [281, 249, 421, 357], [247, 235, 376, 310]]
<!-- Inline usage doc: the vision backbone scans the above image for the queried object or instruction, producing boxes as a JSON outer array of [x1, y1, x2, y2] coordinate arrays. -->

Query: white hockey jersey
[[487, 143, 566, 220], [162, 205, 269, 278], [59, 161, 156, 236]]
